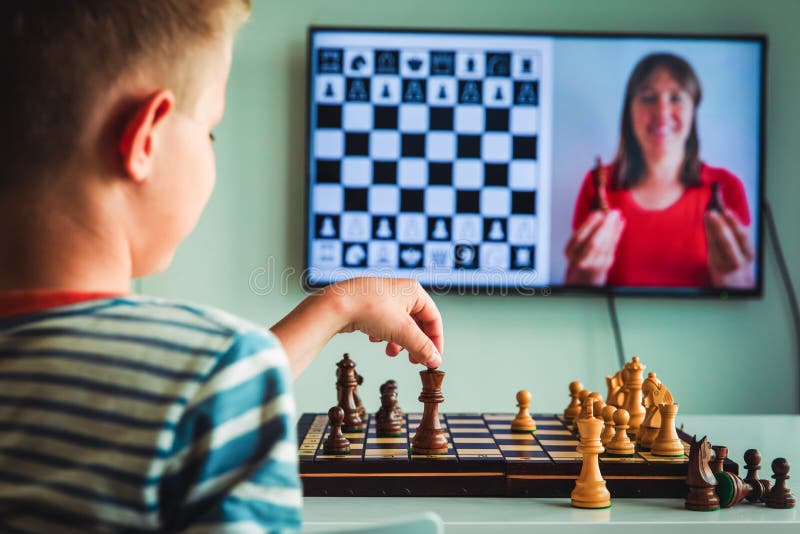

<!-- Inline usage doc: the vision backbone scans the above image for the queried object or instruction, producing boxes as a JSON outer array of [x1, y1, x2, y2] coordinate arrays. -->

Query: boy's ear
[[118, 90, 175, 183]]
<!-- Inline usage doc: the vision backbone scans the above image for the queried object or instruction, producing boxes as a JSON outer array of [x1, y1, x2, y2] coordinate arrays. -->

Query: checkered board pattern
[[307, 33, 553, 285], [297, 412, 737, 498]]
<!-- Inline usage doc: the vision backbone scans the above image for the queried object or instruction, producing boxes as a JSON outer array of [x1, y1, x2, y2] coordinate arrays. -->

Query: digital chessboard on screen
[[306, 29, 554, 288]]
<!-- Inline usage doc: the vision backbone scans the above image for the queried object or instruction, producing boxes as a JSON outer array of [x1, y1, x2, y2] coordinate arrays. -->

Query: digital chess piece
[[438, 84, 447, 100], [651, 403, 684, 457], [600, 405, 616, 447], [764, 458, 796, 509], [488, 220, 505, 240], [706, 182, 724, 213], [685, 435, 720, 511], [323, 406, 350, 454], [324, 82, 334, 98], [344, 244, 366, 266], [516, 82, 537, 105], [571, 403, 611, 509], [605, 408, 635, 456], [410, 369, 449, 455], [432, 219, 449, 240], [466, 57, 475, 72], [515, 248, 531, 267], [710, 445, 728, 473], [335, 354, 363, 432], [404, 79, 424, 102], [460, 81, 480, 103], [743, 449, 772, 503], [350, 55, 366, 71], [605, 371, 624, 408], [320, 216, 336, 238], [375, 217, 392, 239], [375, 382, 403, 437], [621, 356, 646, 436], [494, 86, 504, 101], [521, 58, 532, 73], [563, 381, 583, 423], [382, 83, 391, 99], [511, 390, 537, 432], [347, 79, 368, 101]]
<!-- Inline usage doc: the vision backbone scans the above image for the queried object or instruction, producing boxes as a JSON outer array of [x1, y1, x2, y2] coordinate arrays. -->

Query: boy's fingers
[[385, 342, 402, 356], [408, 285, 444, 355], [369, 336, 381, 343], [399, 316, 442, 369]]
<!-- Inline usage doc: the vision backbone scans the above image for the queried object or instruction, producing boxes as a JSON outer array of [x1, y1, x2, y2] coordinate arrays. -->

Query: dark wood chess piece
[[354, 368, 366, 422], [411, 369, 449, 455], [685, 435, 720, 511], [743, 449, 772, 503], [336, 354, 363, 432], [706, 182, 724, 212], [382, 380, 403, 420], [764, 457, 796, 509], [375, 382, 404, 437], [710, 445, 728, 473], [323, 406, 350, 454]]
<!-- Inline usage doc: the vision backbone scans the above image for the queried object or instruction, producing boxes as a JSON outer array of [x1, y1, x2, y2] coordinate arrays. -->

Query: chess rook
[[411, 369, 449, 455], [651, 403, 684, 457]]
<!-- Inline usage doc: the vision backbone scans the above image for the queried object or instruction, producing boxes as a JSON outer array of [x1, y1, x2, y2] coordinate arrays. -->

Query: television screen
[[304, 27, 765, 296]]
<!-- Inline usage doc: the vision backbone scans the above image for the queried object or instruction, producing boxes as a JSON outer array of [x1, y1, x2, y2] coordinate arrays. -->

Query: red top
[[571, 164, 751, 288], [0, 290, 124, 319]]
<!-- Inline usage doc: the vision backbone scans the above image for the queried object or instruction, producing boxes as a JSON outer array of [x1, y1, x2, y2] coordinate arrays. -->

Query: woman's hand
[[565, 210, 626, 286], [704, 209, 755, 288]]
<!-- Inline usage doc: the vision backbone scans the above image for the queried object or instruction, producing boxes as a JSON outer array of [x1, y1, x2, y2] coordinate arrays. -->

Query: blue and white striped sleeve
[[159, 330, 302, 532]]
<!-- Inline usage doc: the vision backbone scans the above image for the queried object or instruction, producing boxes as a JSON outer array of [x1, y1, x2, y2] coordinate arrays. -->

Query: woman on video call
[[565, 52, 755, 289]]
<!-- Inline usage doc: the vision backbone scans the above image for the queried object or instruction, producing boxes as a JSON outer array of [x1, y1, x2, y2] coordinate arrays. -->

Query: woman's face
[[631, 67, 695, 160]]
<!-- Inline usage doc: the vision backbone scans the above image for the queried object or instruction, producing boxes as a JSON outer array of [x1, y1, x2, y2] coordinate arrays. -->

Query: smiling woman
[[564, 52, 755, 289]]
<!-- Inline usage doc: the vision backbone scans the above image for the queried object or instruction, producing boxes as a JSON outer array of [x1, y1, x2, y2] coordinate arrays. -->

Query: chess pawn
[[382, 380, 404, 420], [743, 449, 772, 503], [764, 458, 796, 509], [323, 406, 350, 454], [592, 398, 606, 421], [582, 392, 603, 419], [511, 390, 537, 432], [651, 403, 684, 457], [714, 468, 772, 508], [605, 408, 635, 456], [375, 388, 403, 437], [411, 369, 449, 455], [571, 404, 611, 509], [600, 405, 616, 447], [563, 381, 583, 422]]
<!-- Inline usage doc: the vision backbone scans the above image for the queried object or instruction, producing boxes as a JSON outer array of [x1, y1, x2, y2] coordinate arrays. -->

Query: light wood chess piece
[[605, 371, 624, 408], [511, 390, 537, 432], [571, 403, 611, 509], [651, 403, 685, 457], [563, 381, 583, 422], [621, 356, 646, 436], [600, 405, 616, 447], [636, 373, 668, 450], [605, 408, 635, 456]]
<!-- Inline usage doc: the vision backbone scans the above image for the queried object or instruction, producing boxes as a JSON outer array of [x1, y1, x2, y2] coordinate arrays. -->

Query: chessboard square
[[428, 162, 453, 186], [368, 241, 398, 268], [315, 159, 341, 183], [513, 55, 538, 79], [456, 191, 481, 214], [316, 104, 342, 127], [373, 161, 398, 184], [311, 241, 341, 269], [485, 108, 510, 131], [483, 78, 513, 107], [429, 107, 454, 131], [370, 437, 407, 444], [492, 433, 535, 441], [314, 130, 344, 159], [343, 103, 373, 130], [342, 242, 368, 267], [453, 161, 483, 189], [483, 414, 514, 421], [514, 80, 539, 105], [369, 186, 399, 214], [344, 50, 373, 76], [509, 161, 537, 189], [370, 131, 400, 159], [398, 104, 428, 132], [371, 76, 401, 104], [428, 78, 457, 106], [317, 48, 343, 74], [512, 191, 537, 215], [316, 214, 339, 238], [510, 107, 538, 134], [548, 451, 583, 459], [534, 429, 572, 436], [341, 158, 371, 186], [425, 187, 455, 216], [430, 50, 456, 76], [373, 106, 399, 130], [454, 244, 478, 269], [452, 437, 494, 444], [454, 106, 484, 133], [485, 52, 511, 77], [344, 188, 368, 211], [427, 217, 451, 241], [539, 440, 580, 447], [374, 50, 400, 75], [400, 188, 425, 212], [401, 134, 426, 157], [398, 160, 427, 187], [313, 185, 343, 212], [513, 136, 538, 160], [482, 133, 511, 162], [400, 50, 429, 77], [480, 243, 510, 270], [452, 215, 482, 242], [316, 75, 344, 103], [499, 444, 542, 451], [484, 164, 509, 187], [424, 242, 454, 269], [457, 135, 481, 159], [397, 214, 427, 242], [426, 132, 456, 160], [481, 188, 511, 216], [508, 216, 537, 244], [345, 133, 369, 156], [399, 244, 424, 267], [456, 51, 485, 78], [456, 448, 502, 455], [345, 77, 371, 102]]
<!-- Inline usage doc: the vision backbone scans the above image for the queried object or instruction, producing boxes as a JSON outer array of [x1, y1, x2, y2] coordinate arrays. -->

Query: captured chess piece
[[563, 381, 584, 422], [410, 369, 449, 455], [710, 445, 728, 473], [600, 405, 617, 447], [651, 403, 684, 457], [511, 390, 537, 432], [336, 354, 364, 432], [605, 408, 635, 457], [621, 356, 646, 436], [571, 403, 611, 509], [743, 449, 772, 503], [714, 455, 772, 508], [685, 435, 720, 511], [323, 406, 350, 454], [375, 381, 404, 437], [764, 458, 796, 509]]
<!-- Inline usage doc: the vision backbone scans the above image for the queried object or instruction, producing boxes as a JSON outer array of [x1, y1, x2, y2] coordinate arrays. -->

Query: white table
[[302, 415, 800, 533]]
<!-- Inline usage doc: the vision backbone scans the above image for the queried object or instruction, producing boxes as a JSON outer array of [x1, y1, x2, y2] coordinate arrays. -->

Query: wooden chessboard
[[297, 412, 739, 498]]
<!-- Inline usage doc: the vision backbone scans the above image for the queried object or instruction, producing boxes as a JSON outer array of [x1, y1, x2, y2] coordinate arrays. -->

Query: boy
[[0, 1, 443, 532]]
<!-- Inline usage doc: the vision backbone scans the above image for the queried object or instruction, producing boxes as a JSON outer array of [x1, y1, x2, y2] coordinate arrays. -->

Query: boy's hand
[[271, 277, 443, 378]]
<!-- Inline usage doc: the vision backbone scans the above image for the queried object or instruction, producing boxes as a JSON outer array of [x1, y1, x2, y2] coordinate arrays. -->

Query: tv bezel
[[302, 25, 768, 299]]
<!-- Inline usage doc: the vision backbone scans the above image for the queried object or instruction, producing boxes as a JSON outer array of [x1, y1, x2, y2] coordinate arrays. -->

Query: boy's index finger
[[409, 287, 444, 354]]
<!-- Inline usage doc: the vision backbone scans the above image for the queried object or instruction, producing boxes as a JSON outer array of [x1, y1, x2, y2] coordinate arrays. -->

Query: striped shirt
[[0, 295, 302, 532]]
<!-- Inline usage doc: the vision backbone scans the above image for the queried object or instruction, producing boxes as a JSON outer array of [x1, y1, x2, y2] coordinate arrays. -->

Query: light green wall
[[142, 0, 800, 416]]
